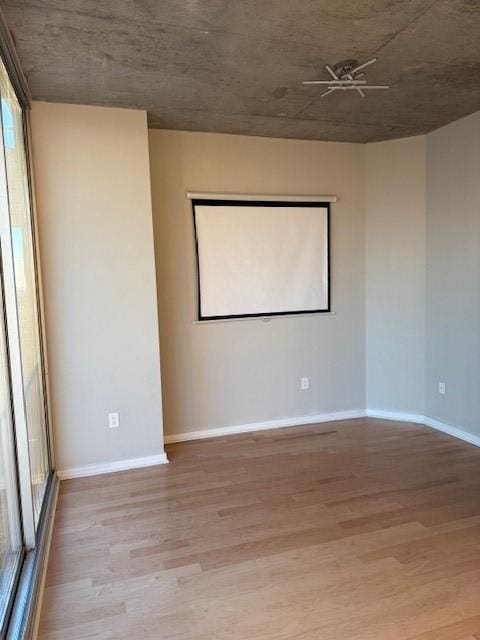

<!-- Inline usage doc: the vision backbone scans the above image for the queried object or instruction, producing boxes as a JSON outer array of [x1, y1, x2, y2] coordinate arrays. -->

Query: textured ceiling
[[2, 0, 480, 142]]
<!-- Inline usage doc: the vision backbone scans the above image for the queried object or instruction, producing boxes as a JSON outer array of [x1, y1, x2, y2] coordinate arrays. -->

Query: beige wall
[[426, 111, 480, 437], [366, 136, 426, 415], [29, 103, 480, 463], [149, 130, 365, 438], [30, 102, 165, 471]]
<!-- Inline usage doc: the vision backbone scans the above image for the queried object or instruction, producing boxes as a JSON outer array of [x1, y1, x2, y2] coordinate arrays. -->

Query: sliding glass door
[[0, 61, 50, 524], [0, 274, 23, 631], [0, 54, 52, 634]]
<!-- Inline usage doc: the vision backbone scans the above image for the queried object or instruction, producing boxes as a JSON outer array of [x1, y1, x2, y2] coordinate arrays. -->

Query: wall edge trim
[[164, 410, 366, 443], [367, 409, 480, 448], [56, 412, 480, 480], [423, 415, 480, 448], [57, 452, 169, 480], [167, 410, 480, 449], [365, 409, 425, 423]]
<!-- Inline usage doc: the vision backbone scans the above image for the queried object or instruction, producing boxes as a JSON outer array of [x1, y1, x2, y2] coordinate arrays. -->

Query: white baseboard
[[164, 409, 365, 444], [365, 409, 424, 424], [57, 412, 480, 480], [57, 452, 169, 480], [423, 415, 480, 447], [165, 408, 480, 449], [367, 409, 480, 448]]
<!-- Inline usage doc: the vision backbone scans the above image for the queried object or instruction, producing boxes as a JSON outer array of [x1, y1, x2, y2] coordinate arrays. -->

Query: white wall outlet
[[301, 377, 310, 390], [108, 412, 120, 428], [438, 382, 446, 395]]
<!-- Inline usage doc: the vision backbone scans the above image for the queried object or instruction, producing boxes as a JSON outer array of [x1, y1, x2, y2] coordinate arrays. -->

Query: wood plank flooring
[[38, 418, 480, 639]]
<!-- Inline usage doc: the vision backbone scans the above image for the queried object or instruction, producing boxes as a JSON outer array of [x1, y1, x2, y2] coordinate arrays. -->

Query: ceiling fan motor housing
[[333, 59, 360, 78]]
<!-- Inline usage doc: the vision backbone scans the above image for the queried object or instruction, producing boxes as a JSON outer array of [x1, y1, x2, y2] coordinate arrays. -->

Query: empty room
[[0, 1, 479, 638]]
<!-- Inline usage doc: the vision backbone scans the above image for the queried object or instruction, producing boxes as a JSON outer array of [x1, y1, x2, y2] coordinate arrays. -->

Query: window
[[0, 55, 52, 636], [0, 63, 50, 524], [0, 289, 23, 630]]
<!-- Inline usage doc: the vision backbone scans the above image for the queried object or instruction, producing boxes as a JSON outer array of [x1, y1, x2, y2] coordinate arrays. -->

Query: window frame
[[0, 12, 56, 637], [0, 247, 26, 639]]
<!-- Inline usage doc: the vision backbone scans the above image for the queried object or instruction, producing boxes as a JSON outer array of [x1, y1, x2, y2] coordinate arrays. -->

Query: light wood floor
[[39, 418, 480, 639]]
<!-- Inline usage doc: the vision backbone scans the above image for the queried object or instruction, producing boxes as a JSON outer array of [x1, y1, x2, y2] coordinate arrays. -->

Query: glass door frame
[[22, 110, 53, 482], [0, 14, 55, 636], [0, 245, 25, 639], [0, 95, 36, 551], [0, 57, 54, 541]]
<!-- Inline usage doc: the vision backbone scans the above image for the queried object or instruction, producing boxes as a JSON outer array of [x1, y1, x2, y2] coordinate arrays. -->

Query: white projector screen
[[193, 200, 330, 320]]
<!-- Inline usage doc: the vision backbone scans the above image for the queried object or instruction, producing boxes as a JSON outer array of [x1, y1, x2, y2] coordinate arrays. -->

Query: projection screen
[[192, 199, 330, 320]]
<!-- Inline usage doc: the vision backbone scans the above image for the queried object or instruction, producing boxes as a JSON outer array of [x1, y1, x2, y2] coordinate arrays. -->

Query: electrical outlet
[[108, 412, 120, 428], [301, 377, 309, 390], [438, 382, 446, 395]]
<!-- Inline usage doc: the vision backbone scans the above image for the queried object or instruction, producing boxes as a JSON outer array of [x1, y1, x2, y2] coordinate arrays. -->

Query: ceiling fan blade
[[320, 87, 339, 98], [325, 65, 339, 80], [302, 79, 367, 85], [303, 80, 336, 85], [350, 57, 378, 75], [340, 85, 389, 90], [341, 70, 365, 97]]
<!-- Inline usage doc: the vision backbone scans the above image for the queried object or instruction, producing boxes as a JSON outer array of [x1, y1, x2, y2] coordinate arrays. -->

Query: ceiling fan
[[302, 57, 389, 98]]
